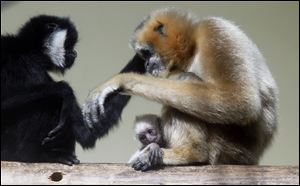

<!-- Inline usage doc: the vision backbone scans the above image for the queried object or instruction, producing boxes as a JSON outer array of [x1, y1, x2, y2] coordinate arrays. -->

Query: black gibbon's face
[[18, 15, 79, 70]]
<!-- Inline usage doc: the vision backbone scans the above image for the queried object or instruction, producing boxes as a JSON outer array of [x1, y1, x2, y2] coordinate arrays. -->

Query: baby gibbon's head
[[134, 114, 163, 146], [130, 8, 197, 77]]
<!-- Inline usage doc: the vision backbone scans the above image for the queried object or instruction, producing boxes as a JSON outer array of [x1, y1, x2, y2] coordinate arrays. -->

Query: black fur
[[92, 54, 146, 137], [1, 15, 96, 165], [1, 15, 146, 165]]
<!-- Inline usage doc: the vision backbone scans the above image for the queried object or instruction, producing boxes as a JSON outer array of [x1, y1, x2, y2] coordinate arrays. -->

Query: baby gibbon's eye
[[154, 23, 166, 36]]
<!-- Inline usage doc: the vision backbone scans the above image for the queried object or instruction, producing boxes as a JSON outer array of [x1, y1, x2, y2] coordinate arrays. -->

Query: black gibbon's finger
[[62, 152, 80, 165], [61, 153, 80, 166], [72, 158, 80, 165], [56, 156, 74, 166], [41, 128, 64, 146], [47, 121, 64, 138], [68, 155, 80, 165], [49, 148, 69, 154], [48, 150, 79, 165], [41, 136, 56, 146], [58, 153, 80, 165]]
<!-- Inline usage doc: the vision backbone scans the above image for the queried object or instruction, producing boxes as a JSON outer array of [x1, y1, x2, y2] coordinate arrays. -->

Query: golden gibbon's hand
[[82, 74, 126, 127]]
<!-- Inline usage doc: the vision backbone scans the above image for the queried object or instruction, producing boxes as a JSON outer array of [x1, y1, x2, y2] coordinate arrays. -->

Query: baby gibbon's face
[[131, 9, 196, 77], [135, 121, 161, 146]]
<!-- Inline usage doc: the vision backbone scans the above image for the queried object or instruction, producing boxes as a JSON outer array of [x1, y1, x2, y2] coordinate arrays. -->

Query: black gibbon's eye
[[46, 23, 58, 31], [154, 23, 165, 36]]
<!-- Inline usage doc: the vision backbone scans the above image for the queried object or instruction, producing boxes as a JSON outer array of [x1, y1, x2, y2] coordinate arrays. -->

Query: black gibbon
[[1, 15, 146, 165]]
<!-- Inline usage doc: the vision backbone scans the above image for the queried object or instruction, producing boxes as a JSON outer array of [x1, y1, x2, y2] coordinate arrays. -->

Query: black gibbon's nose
[[72, 50, 77, 58], [67, 49, 77, 58]]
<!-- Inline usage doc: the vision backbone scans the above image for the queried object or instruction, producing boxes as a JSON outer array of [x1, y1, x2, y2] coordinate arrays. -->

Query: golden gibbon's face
[[131, 10, 195, 77]]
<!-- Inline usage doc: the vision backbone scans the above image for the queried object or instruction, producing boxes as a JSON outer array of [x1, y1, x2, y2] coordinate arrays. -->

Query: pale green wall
[[1, 1, 299, 165]]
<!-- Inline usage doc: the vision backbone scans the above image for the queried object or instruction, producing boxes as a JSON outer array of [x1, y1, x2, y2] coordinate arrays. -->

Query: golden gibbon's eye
[[154, 22, 166, 36]]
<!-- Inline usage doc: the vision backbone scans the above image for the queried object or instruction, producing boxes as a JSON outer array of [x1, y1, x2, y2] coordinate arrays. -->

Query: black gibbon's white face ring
[[44, 29, 68, 68]]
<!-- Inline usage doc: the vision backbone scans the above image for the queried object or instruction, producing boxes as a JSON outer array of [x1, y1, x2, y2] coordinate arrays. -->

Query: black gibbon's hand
[[82, 54, 146, 133], [41, 118, 66, 147], [83, 75, 123, 124]]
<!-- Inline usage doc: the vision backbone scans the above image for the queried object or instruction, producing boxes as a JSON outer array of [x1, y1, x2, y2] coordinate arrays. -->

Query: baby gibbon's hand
[[132, 143, 163, 171]]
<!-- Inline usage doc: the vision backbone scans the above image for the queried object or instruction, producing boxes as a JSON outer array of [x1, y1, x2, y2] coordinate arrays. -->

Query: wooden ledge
[[1, 161, 299, 185]]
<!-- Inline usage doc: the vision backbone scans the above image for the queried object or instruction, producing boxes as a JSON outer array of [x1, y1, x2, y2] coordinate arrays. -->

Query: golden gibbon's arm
[[86, 72, 261, 125]]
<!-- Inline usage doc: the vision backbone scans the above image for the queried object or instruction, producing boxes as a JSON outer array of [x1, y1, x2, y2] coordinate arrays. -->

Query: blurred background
[[1, 1, 299, 165]]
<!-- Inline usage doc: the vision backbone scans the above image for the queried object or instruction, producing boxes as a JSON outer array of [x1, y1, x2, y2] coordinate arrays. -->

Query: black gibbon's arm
[[84, 54, 146, 138], [2, 82, 71, 111], [120, 54, 146, 74]]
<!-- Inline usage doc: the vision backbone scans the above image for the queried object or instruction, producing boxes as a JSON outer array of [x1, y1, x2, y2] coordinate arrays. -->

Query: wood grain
[[1, 161, 299, 185]]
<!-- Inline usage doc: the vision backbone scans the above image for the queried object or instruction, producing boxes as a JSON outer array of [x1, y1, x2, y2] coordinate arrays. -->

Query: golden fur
[[84, 8, 278, 168]]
